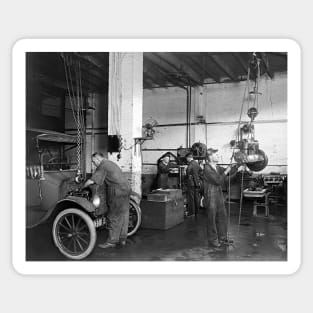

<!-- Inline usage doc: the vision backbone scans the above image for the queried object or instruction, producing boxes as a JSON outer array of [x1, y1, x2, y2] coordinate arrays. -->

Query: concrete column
[[108, 52, 143, 202]]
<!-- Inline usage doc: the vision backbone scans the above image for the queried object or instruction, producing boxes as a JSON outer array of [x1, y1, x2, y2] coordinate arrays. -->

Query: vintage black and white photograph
[[11, 39, 300, 274], [23, 48, 290, 263]]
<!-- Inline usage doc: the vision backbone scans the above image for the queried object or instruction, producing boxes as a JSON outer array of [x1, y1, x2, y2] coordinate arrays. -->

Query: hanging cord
[[256, 58, 261, 111], [236, 53, 261, 233], [227, 57, 252, 239], [237, 66, 250, 141], [227, 150, 235, 241], [237, 166, 245, 234], [266, 75, 274, 117], [62, 55, 79, 127], [78, 61, 86, 136]]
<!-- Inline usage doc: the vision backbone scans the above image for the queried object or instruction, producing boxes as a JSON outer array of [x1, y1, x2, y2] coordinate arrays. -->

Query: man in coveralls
[[185, 152, 202, 217], [203, 148, 239, 248], [156, 154, 177, 189], [83, 152, 131, 249]]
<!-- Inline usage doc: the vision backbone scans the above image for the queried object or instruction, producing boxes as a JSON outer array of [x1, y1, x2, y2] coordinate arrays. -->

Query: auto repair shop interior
[[26, 52, 287, 261]]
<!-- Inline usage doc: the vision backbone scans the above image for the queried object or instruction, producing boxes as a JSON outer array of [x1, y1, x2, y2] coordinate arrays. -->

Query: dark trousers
[[204, 187, 227, 244], [106, 185, 130, 244], [107, 210, 129, 244], [187, 187, 200, 215]]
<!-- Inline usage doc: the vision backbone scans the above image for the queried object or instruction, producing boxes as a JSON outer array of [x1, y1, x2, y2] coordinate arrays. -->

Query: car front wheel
[[52, 208, 96, 260]]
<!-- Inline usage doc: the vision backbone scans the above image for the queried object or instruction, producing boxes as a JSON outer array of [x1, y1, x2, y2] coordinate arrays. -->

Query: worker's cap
[[161, 154, 170, 160], [185, 152, 193, 158], [207, 148, 218, 156]]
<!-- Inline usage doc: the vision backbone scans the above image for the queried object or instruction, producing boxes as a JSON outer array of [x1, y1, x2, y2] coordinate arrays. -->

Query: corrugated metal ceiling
[[26, 52, 287, 94]]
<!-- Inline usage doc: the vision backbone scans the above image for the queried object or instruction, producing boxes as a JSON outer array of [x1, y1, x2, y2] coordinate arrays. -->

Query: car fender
[[26, 196, 96, 228], [56, 196, 96, 213], [49, 196, 96, 223], [28, 194, 139, 228]]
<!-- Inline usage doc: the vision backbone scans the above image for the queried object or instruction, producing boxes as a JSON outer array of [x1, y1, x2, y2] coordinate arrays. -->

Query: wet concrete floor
[[26, 202, 287, 261]]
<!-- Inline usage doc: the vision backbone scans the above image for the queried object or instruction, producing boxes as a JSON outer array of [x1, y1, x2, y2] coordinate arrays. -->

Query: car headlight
[[92, 195, 101, 208]]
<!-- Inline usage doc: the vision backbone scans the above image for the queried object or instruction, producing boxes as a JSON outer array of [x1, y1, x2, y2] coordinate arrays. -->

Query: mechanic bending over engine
[[83, 152, 131, 249], [203, 148, 241, 249]]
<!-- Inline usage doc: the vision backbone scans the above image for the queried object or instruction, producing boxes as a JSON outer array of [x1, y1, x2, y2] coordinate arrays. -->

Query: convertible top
[[37, 133, 77, 144], [27, 128, 77, 144]]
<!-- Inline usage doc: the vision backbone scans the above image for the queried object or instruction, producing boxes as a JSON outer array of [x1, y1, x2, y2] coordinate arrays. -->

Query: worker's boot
[[119, 239, 127, 246], [98, 242, 117, 249], [185, 211, 195, 218], [208, 240, 221, 248], [220, 237, 234, 246]]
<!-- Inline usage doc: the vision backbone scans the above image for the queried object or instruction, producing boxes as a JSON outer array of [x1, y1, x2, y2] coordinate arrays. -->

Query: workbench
[[243, 188, 271, 217]]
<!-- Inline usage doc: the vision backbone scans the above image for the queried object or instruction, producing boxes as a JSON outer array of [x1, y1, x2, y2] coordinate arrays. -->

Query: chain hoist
[[61, 53, 85, 182]]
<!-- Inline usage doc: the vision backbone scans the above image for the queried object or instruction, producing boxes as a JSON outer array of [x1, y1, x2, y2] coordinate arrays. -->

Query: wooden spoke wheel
[[52, 208, 96, 260]]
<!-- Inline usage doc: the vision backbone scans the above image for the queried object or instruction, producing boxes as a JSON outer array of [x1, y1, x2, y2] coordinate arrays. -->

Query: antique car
[[26, 129, 141, 260]]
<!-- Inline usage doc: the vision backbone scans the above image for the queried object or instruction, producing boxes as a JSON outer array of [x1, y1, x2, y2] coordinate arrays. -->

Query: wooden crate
[[147, 189, 183, 202], [141, 198, 185, 230]]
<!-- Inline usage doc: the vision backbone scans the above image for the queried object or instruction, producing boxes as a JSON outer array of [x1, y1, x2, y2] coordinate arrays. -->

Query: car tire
[[52, 208, 97, 260], [127, 201, 141, 237]]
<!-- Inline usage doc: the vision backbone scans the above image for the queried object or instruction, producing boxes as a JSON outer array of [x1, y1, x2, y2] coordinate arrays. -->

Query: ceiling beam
[[266, 52, 287, 58], [143, 78, 154, 89], [189, 54, 220, 83], [152, 52, 201, 85], [87, 53, 109, 67], [72, 53, 108, 80], [31, 73, 68, 90], [76, 64, 107, 87], [31, 54, 105, 87], [150, 61, 186, 89], [232, 53, 257, 80], [31, 73, 103, 95], [144, 56, 187, 89], [178, 54, 203, 79], [208, 53, 239, 81], [232, 53, 252, 80], [172, 53, 205, 84], [145, 53, 197, 85], [143, 70, 163, 87], [232, 53, 248, 73], [77, 53, 106, 69], [58, 55, 108, 91], [34, 54, 106, 90]]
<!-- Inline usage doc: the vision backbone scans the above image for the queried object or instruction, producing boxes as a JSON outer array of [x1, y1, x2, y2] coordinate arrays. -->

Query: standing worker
[[156, 154, 177, 189], [185, 152, 202, 217], [83, 152, 131, 249], [203, 148, 239, 248]]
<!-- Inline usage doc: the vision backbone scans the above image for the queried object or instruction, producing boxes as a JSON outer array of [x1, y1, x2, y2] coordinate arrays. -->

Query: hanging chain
[[62, 53, 83, 176], [76, 73, 82, 175]]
